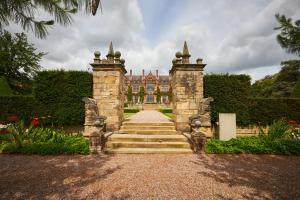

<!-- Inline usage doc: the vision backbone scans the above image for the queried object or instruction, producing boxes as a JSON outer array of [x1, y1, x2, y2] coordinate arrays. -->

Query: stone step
[[122, 122, 174, 126], [119, 129, 177, 135], [108, 134, 188, 142], [105, 147, 193, 154], [107, 141, 190, 149], [120, 126, 175, 130]]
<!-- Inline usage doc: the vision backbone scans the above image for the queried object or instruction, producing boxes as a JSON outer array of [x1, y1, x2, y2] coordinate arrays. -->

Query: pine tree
[[0, 0, 102, 38]]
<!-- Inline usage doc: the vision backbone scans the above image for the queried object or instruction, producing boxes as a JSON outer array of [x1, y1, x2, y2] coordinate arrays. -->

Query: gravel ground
[[0, 154, 299, 200]]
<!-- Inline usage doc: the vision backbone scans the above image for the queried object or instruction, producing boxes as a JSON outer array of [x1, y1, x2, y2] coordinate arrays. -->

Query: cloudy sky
[[8, 0, 300, 81]]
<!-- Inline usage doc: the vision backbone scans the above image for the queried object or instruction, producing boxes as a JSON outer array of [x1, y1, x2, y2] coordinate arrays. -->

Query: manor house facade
[[125, 69, 171, 104]]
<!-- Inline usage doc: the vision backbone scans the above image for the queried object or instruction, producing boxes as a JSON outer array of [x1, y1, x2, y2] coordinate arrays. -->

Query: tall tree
[[0, 0, 102, 39], [0, 30, 45, 94], [139, 86, 145, 103], [127, 85, 133, 104], [275, 14, 300, 56], [156, 86, 161, 103]]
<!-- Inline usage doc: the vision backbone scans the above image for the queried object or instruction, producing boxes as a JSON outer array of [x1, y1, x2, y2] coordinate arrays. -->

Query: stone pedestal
[[170, 66, 205, 131], [219, 113, 236, 141], [90, 42, 127, 131], [170, 42, 206, 132]]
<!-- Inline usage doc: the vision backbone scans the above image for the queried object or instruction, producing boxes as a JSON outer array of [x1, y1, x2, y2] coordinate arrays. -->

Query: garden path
[[126, 110, 172, 122]]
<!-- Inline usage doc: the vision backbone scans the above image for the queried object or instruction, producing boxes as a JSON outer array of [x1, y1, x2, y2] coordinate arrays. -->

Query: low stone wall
[[236, 126, 268, 137]]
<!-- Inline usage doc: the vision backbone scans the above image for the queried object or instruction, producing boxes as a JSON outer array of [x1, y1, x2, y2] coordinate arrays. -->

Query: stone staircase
[[105, 121, 193, 154]]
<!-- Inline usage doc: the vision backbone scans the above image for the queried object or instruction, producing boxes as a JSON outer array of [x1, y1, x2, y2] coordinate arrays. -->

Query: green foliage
[[249, 98, 300, 125], [206, 137, 300, 155], [267, 120, 291, 140], [1, 123, 89, 155], [0, 0, 82, 38], [251, 62, 299, 98], [127, 85, 133, 103], [251, 75, 276, 97], [34, 70, 92, 125], [275, 14, 300, 56], [291, 78, 300, 97], [0, 31, 44, 94], [139, 86, 145, 103], [159, 108, 172, 113], [156, 86, 161, 103], [0, 76, 12, 96], [124, 108, 140, 113], [0, 96, 35, 123], [204, 74, 251, 125]]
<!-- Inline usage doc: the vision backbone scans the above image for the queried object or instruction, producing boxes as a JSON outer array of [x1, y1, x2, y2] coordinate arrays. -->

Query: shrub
[[249, 98, 300, 124], [266, 120, 291, 140], [159, 109, 172, 113], [206, 137, 300, 155], [0, 76, 13, 96], [0, 96, 35, 123], [34, 70, 92, 125], [204, 74, 251, 125], [0, 121, 89, 155], [124, 108, 140, 113]]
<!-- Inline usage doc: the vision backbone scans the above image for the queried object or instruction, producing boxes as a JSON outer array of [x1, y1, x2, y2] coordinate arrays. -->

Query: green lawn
[[162, 112, 173, 119], [124, 112, 136, 119]]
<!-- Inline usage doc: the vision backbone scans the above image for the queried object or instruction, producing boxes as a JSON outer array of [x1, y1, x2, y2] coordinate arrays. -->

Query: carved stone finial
[[182, 41, 191, 64], [106, 41, 114, 62], [175, 51, 182, 58], [94, 51, 101, 64], [120, 58, 125, 65], [196, 58, 203, 64], [114, 51, 121, 63]]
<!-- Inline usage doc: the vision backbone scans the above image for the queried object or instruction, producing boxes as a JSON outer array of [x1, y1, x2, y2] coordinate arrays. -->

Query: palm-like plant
[[0, 0, 102, 38]]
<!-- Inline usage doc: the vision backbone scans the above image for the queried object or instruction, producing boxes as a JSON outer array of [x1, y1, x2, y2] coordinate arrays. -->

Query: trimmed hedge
[[249, 98, 300, 124], [34, 70, 92, 125], [124, 108, 140, 113], [0, 96, 35, 123], [0, 76, 13, 96], [204, 74, 251, 125]]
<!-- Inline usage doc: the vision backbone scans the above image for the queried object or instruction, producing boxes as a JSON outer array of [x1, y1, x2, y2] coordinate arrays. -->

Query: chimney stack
[[142, 69, 145, 79], [130, 69, 132, 80]]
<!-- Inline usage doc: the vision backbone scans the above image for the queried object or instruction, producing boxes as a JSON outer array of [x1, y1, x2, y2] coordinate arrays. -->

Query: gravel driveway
[[0, 154, 299, 200]]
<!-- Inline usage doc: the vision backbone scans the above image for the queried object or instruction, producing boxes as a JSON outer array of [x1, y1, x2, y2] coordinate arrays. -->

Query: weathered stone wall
[[90, 42, 126, 131], [170, 42, 212, 137], [171, 68, 204, 131], [93, 69, 125, 131]]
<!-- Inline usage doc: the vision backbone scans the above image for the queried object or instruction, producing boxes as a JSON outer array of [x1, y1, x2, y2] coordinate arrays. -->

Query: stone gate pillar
[[90, 42, 127, 131], [170, 41, 206, 132]]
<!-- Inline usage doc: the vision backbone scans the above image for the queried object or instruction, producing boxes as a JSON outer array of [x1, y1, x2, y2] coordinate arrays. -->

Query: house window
[[133, 84, 139, 92], [146, 95, 154, 103], [146, 84, 155, 92]]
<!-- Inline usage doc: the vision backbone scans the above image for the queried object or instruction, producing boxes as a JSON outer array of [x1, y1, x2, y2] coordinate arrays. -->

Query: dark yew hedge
[[204, 74, 252, 125], [33, 70, 92, 125], [0, 96, 35, 123], [249, 98, 300, 124], [204, 74, 300, 125], [0, 71, 92, 125]]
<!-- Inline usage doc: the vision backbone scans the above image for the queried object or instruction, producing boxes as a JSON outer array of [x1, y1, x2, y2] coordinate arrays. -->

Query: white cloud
[[5, 0, 300, 80]]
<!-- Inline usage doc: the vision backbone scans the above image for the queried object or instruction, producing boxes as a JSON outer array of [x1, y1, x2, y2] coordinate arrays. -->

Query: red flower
[[8, 115, 18, 122], [0, 129, 9, 135], [288, 120, 297, 124], [31, 117, 40, 126]]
